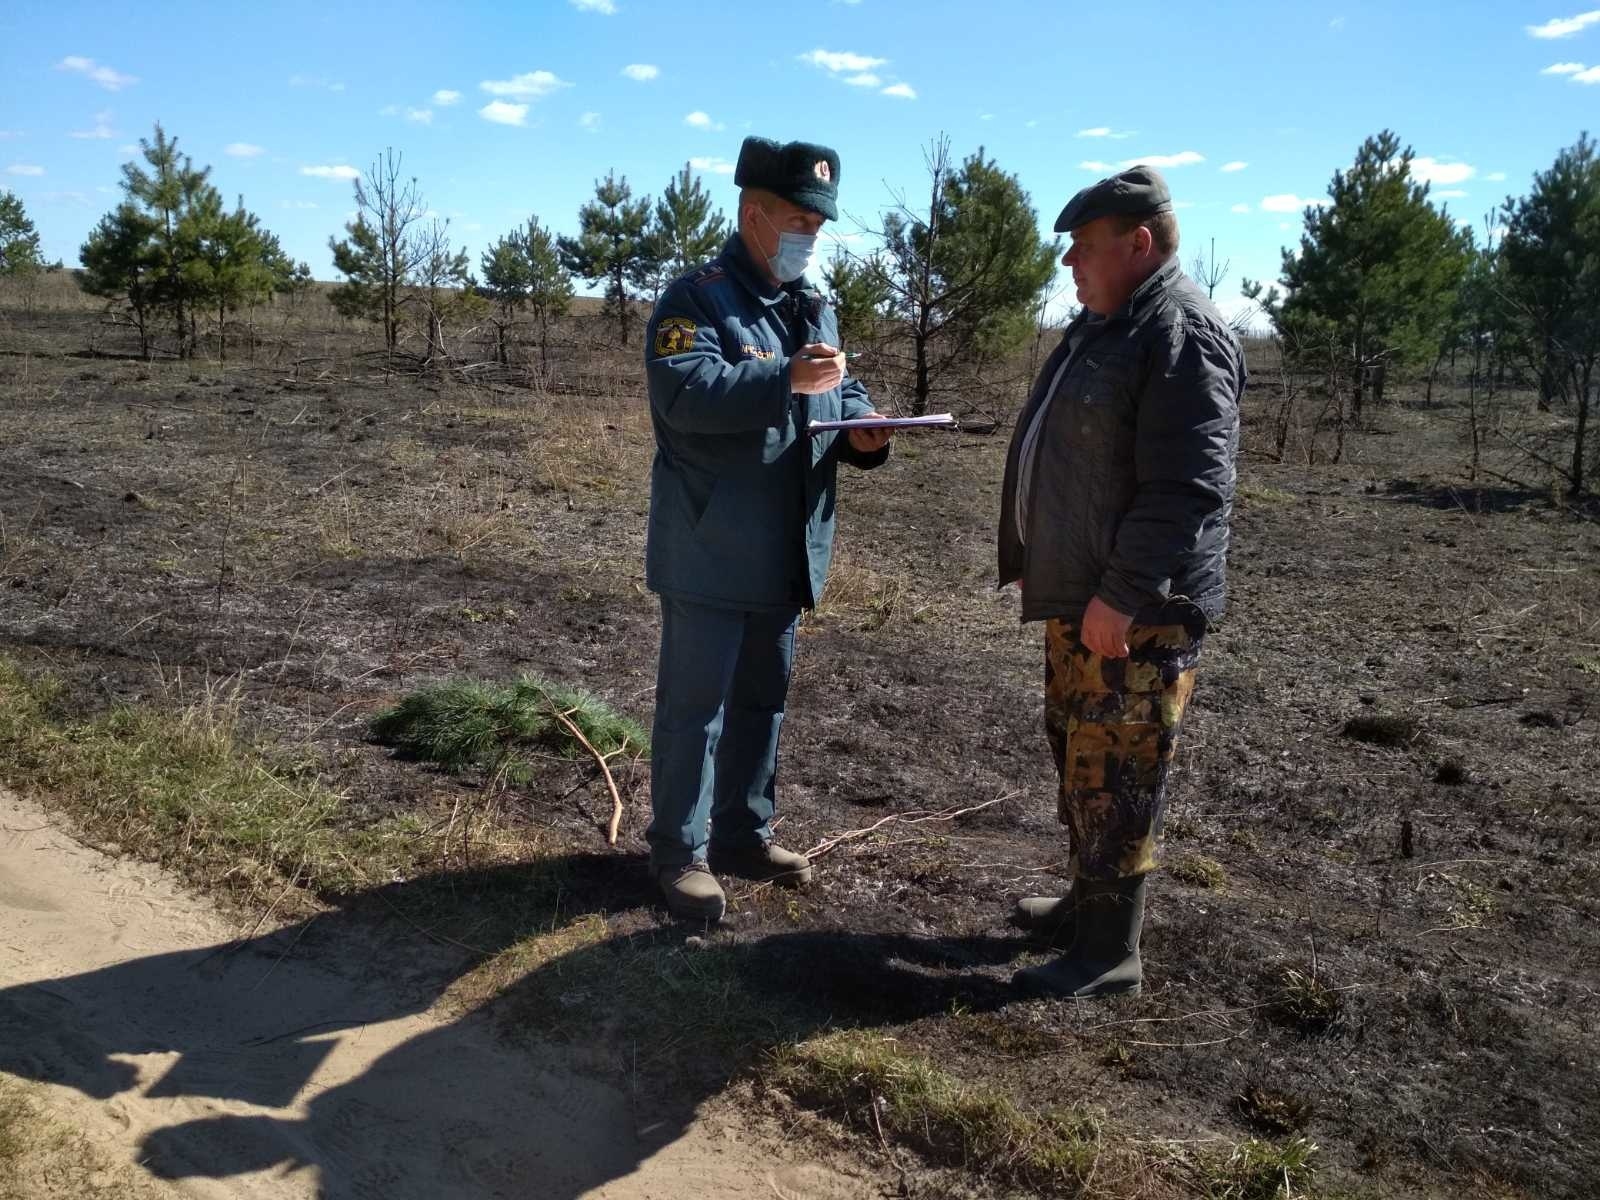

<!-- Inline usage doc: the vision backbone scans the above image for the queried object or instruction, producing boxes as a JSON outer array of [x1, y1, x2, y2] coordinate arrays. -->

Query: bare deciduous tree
[[329, 149, 427, 357], [1190, 237, 1229, 300]]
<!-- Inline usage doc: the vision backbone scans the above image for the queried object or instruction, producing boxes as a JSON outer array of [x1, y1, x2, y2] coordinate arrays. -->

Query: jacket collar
[[720, 232, 787, 307], [1112, 255, 1181, 322]]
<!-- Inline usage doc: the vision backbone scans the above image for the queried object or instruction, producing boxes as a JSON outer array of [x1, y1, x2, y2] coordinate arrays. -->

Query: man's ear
[[1131, 224, 1155, 258]]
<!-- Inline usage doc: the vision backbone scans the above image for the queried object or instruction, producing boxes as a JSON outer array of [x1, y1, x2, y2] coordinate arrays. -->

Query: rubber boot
[[1012, 875, 1146, 999], [1009, 893, 1078, 947]]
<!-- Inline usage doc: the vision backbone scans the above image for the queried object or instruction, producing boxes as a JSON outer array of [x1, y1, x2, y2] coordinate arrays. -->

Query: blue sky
[[3, 0, 1597, 322]]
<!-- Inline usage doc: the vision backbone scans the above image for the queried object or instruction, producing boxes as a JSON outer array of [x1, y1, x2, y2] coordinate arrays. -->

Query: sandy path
[[0, 789, 871, 1199]]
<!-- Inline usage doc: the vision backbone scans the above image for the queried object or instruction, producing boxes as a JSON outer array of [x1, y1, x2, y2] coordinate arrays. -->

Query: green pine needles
[[371, 675, 648, 780]]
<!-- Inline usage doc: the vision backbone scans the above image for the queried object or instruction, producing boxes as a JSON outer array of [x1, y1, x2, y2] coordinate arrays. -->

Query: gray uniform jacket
[[645, 234, 887, 612], [998, 258, 1244, 624]]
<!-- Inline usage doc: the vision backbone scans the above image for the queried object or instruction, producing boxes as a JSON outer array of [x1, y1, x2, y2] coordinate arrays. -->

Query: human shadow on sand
[[0, 853, 1028, 1199]]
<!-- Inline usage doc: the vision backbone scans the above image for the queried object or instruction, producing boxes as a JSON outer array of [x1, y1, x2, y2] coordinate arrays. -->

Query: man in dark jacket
[[644, 136, 891, 922], [998, 165, 1244, 998]]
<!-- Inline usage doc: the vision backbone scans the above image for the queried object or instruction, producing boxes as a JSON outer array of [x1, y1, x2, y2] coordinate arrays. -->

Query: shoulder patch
[[653, 316, 697, 357]]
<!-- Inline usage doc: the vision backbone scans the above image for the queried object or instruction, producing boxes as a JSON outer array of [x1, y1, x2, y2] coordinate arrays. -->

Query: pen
[[799, 351, 862, 359]]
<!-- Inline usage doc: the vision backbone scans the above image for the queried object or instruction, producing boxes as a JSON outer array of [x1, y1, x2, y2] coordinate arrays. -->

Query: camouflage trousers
[[1044, 600, 1208, 881]]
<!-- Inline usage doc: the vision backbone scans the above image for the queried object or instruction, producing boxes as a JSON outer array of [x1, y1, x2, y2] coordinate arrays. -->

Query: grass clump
[[1203, 1135, 1319, 1200], [1167, 852, 1229, 890], [0, 657, 426, 913], [767, 1030, 1103, 1190], [1269, 965, 1344, 1035], [371, 674, 648, 780], [1237, 481, 1297, 507]]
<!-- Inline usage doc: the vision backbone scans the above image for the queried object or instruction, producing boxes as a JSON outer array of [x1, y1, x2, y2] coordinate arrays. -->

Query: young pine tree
[[480, 215, 572, 372], [646, 163, 729, 292], [0, 190, 42, 277], [1499, 133, 1600, 495], [80, 203, 163, 359], [1244, 129, 1472, 416], [559, 171, 654, 347], [121, 123, 212, 356]]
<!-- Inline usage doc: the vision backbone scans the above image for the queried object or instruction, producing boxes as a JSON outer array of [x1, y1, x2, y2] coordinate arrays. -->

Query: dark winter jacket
[[645, 234, 887, 611], [998, 258, 1244, 624]]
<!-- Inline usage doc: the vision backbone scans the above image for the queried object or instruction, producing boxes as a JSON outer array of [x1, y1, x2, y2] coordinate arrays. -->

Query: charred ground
[[1, 296, 1596, 1199]]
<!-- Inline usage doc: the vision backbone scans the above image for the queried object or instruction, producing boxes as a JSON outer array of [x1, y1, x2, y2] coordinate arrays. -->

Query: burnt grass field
[[1, 288, 1597, 1199]]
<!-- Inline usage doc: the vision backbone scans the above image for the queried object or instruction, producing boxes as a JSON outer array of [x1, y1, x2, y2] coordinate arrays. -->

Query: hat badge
[[814, 160, 831, 182]]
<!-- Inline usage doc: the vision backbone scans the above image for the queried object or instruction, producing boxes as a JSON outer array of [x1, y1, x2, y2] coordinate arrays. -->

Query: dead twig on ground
[[803, 791, 1019, 860]]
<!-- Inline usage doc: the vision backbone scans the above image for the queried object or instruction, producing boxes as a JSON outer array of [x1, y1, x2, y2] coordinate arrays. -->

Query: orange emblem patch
[[653, 316, 697, 357]]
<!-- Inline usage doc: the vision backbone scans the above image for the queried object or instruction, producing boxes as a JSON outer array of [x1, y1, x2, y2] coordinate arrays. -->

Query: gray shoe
[[652, 861, 726, 922], [709, 841, 813, 887], [1013, 876, 1146, 1000], [1010, 894, 1077, 944]]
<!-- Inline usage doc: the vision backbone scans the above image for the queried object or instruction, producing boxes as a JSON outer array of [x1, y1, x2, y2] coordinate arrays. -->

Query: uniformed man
[[998, 165, 1244, 998], [643, 136, 891, 922]]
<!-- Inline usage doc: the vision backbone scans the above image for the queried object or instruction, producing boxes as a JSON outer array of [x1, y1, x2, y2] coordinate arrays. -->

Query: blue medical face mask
[[758, 209, 819, 282]]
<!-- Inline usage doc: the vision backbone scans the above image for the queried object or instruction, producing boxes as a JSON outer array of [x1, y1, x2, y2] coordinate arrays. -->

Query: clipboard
[[807, 413, 958, 435]]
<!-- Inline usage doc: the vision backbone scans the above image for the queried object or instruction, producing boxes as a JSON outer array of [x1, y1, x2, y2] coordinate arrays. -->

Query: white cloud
[[1486, 171, 1508, 181], [1411, 156, 1475, 185], [571, 0, 616, 11], [1230, 203, 1251, 213], [689, 155, 736, 175], [479, 71, 571, 99], [225, 142, 265, 158], [844, 72, 881, 87], [433, 89, 462, 105], [621, 63, 659, 81], [69, 110, 116, 139], [800, 48, 888, 73], [1076, 127, 1135, 139], [1221, 160, 1249, 172], [118, 143, 138, 157], [479, 100, 529, 126], [1543, 60, 1587, 73], [1574, 64, 1600, 81], [1079, 160, 1115, 172], [280, 199, 319, 209], [980, 112, 995, 121], [579, 111, 602, 131], [6, 164, 45, 176], [1527, 10, 1600, 38], [288, 74, 345, 92], [882, 82, 917, 99], [406, 107, 433, 124], [1261, 193, 1324, 212], [301, 164, 361, 180], [684, 110, 725, 129], [1434, 189, 1469, 198], [1329, 15, 1346, 29], [1125, 150, 1204, 169], [0, 131, 20, 140], [56, 55, 137, 91]]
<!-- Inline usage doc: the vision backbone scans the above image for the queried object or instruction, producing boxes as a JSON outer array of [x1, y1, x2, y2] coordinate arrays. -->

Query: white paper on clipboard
[[806, 413, 957, 435]]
